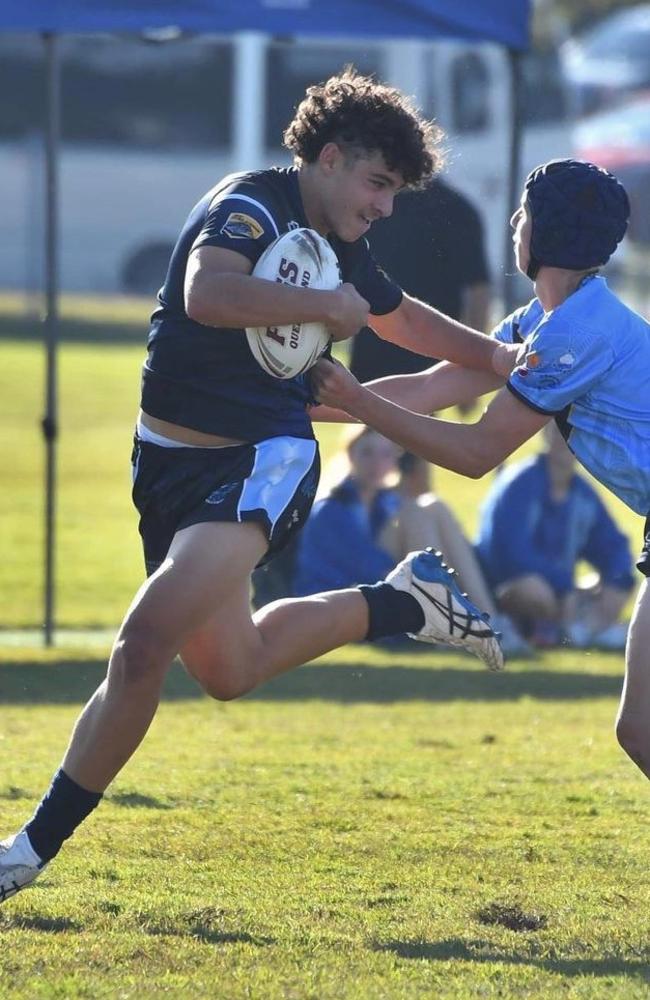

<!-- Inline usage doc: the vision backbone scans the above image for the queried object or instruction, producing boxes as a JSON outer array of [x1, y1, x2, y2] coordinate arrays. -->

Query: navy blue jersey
[[141, 167, 402, 442]]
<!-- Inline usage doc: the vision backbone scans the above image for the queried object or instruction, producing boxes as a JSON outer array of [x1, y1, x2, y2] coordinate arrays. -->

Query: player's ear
[[318, 142, 344, 174]]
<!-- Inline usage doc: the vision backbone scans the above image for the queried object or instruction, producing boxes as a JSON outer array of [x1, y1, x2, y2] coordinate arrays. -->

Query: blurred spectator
[[293, 430, 528, 655], [381, 452, 529, 655], [475, 423, 636, 649], [349, 176, 491, 382], [292, 427, 402, 597]]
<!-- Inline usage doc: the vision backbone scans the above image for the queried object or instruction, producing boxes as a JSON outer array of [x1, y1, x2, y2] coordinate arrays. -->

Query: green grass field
[[1, 645, 649, 998], [1, 296, 648, 998]]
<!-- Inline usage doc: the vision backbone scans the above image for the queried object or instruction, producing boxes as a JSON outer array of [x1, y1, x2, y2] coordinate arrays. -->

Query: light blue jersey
[[492, 275, 650, 515]]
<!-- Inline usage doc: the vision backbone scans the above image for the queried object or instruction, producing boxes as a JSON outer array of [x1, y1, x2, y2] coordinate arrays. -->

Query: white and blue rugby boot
[[385, 549, 504, 671], [0, 831, 47, 904]]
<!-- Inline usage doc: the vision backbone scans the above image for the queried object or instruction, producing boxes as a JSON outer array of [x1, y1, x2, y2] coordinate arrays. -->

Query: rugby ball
[[246, 228, 341, 379]]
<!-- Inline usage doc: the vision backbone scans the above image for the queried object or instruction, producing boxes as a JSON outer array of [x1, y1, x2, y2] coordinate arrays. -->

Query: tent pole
[[233, 32, 265, 169], [42, 32, 60, 647], [503, 48, 523, 314]]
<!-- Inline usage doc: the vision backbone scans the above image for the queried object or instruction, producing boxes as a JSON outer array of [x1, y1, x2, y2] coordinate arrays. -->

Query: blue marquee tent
[[2, 1, 530, 49], [0, 0, 532, 642]]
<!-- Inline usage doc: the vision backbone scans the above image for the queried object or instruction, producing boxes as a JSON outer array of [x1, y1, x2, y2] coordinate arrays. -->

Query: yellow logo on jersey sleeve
[[221, 212, 264, 240]]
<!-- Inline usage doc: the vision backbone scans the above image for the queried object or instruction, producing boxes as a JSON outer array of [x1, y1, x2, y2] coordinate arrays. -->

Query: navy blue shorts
[[637, 515, 650, 578], [131, 434, 320, 576]]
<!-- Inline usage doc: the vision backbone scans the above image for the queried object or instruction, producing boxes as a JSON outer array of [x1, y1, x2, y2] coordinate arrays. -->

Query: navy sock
[[24, 768, 103, 863], [359, 582, 425, 641]]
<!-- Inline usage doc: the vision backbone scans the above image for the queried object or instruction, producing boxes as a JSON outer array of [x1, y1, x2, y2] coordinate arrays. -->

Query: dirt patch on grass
[[476, 900, 548, 932]]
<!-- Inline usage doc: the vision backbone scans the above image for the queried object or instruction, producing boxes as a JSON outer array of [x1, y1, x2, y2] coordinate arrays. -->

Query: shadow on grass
[[376, 939, 650, 980], [0, 660, 203, 704], [246, 663, 622, 704], [0, 914, 82, 933], [0, 786, 31, 801], [137, 906, 275, 947], [0, 314, 143, 345], [0, 657, 621, 705], [108, 791, 172, 810], [146, 925, 273, 946]]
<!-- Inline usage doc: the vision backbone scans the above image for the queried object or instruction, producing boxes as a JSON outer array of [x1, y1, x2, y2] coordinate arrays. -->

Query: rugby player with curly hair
[[0, 70, 511, 904]]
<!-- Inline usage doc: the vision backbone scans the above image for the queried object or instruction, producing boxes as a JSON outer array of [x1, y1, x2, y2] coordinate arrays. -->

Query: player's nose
[[376, 191, 395, 219]]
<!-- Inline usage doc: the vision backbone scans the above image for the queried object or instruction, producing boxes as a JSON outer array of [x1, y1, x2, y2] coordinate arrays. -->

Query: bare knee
[[616, 715, 650, 778], [200, 674, 252, 702], [497, 574, 558, 621], [181, 643, 261, 702], [109, 624, 174, 691]]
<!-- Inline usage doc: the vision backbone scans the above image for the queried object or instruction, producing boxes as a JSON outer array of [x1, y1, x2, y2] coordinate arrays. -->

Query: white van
[[0, 33, 570, 297]]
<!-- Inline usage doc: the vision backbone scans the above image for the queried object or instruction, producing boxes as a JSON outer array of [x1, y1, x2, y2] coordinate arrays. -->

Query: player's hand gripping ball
[[246, 228, 341, 379]]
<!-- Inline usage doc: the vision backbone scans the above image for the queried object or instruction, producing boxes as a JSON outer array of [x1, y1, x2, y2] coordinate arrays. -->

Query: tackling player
[[0, 70, 511, 904], [312, 158, 650, 781]]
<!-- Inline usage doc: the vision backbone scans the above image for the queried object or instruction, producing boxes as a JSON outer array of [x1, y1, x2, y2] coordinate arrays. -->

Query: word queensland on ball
[[246, 228, 341, 379]]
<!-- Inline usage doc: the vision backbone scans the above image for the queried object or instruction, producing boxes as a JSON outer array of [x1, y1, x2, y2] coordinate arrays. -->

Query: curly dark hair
[[283, 68, 444, 187]]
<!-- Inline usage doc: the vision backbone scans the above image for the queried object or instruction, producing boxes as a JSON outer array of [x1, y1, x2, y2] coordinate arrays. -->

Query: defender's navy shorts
[[131, 434, 320, 576], [637, 515, 650, 578]]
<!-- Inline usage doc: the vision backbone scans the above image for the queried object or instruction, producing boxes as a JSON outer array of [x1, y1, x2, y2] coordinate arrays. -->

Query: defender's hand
[[492, 341, 522, 379], [311, 358, 364, 413], [326, 283, 370, 342]]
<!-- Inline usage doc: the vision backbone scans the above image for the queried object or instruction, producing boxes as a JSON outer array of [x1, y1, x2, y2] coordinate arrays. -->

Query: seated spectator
[[475, 423, 636, 649], [292, 426, 402, 597], [294, 429, 528, 656], [380, 453, 529, 655]]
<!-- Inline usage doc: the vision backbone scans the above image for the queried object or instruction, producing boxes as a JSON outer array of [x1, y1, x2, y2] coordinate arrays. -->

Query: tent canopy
[[1, 0, 530, 50]]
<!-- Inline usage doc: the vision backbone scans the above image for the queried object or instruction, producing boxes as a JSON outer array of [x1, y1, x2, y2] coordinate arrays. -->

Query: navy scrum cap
[[523, 158, 630, 278]]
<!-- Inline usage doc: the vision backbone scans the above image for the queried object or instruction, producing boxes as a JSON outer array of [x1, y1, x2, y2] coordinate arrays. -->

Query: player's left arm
[[371, 292, 517, 378], [310, 361, 504, 423], [311, 359, 550, 477]]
